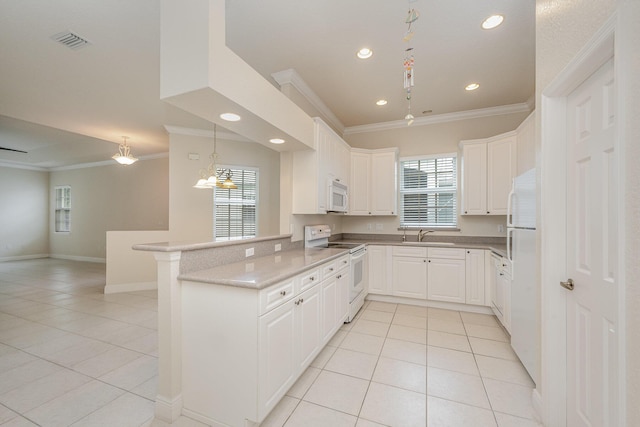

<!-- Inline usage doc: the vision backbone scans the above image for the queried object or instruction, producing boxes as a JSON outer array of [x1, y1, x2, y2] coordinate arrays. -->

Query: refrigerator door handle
[[507, 227, 514, 277], [506, 180, 515, 228]]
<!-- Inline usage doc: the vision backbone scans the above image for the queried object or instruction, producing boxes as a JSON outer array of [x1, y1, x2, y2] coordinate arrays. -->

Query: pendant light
[[193, 124, 237, 190], [112, 136, 138, 165]]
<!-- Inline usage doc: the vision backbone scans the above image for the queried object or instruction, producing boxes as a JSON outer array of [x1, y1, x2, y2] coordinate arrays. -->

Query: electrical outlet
[[245, 247, 254, 257], [498, 224, 505, 233], [275, 243, 281, 252]]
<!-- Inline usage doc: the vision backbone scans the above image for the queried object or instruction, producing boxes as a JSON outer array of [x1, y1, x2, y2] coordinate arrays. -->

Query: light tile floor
[[0, 259, 543, 427]]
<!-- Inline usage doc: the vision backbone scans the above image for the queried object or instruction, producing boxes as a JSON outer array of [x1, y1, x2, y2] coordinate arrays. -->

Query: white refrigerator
[[507, 168, 537, 383]]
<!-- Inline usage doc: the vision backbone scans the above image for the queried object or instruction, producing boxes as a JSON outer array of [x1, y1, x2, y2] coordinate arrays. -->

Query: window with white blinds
[[400, 155, 457, 227], [214, 167, 258, 241], [55, 186, 71, 233]]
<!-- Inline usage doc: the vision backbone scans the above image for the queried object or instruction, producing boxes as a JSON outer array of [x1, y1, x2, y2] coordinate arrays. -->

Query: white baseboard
[[0, 254, 49, 262], [50, 254, 106, 263], [104, 281, 157, 294], [155, 394, 183, 423], [365, 293, 494, 315]]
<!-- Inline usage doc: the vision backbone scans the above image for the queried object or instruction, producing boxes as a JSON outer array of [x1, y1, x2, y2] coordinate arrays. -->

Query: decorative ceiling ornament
[[193, 124, 237, 189], [403, 6, 419, 126]]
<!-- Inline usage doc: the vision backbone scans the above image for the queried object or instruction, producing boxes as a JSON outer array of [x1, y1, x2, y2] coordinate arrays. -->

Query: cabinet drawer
[[259, 279, 295, 315], [427, 247, 465, 260], [335, 255, 350, 271], [392, 246, 427, 258], [297, 269, 321, 293], [322, 261, 337, 278]]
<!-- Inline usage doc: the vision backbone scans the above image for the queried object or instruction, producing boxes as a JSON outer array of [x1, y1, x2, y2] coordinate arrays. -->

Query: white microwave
[[327, 179, 348, 213]]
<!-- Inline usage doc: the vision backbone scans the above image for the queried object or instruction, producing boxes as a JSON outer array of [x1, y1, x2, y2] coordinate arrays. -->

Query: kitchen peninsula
[[134, 234, 351, 426]]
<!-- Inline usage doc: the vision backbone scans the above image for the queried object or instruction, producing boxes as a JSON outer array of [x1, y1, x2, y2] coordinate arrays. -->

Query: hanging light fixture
[[193, 124, 237, 190], [403, 6, 419, 126], [112, 136, 138, 165]]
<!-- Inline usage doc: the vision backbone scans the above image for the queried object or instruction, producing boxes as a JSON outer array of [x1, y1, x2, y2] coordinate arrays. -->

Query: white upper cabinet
[[349, 150, 371, 215], [487, 135, 517, 214], [348, 148, 398, 216], [460, 131, 517, 215], [292, 118, 350, 214]]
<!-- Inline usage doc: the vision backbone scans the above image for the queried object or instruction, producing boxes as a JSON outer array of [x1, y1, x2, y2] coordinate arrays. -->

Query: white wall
[[0, 166, 49, 260], [49, 157, 169, 261], [343, 112, 531, 237], [168, 131, 281, 241]]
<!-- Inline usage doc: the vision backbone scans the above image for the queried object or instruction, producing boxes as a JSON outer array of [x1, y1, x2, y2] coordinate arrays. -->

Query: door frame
[[540, 13, 626, 427]]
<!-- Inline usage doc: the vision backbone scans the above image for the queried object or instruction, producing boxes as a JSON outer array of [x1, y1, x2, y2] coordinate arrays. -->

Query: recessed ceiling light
[[376, 99, 388, 106], [269, 138, 285, 144], [357, 48, 373, 59], [482, 14, 504, 30], [465, 83, 480, 91], [220, 113, 241, 121]]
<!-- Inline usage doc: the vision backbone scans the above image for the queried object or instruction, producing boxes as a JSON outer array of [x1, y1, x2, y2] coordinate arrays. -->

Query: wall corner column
[[153, 250, 183, 422]]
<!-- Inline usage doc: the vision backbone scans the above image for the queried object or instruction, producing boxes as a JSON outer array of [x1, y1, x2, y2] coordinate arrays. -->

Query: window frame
[[399, 153, 458, 229], [213, 165, 259, 241], [54, 185, 71, 233]]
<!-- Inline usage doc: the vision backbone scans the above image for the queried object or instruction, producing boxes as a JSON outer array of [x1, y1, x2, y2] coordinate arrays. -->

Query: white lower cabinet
[[465, 249, 486, 305], [180, 255, 349, 427], [258, 298, 297, 413], [320, 277, 337, 344], [490, 252, 512, 332], [368, 245, 391, 295], [427, 257, 466, 303], [392, 256, 427, 299]]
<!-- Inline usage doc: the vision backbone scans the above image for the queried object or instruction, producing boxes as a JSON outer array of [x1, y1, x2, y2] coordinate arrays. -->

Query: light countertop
[[177, 247, 348, 290]]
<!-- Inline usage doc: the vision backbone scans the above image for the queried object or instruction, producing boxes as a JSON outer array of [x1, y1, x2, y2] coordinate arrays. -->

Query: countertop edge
[[177, 248, 348, 290]]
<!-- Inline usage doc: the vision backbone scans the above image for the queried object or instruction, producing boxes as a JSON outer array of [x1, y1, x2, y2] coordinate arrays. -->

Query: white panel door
[[427, 258, 466, 303], [566, 58, 617, 427], [461, 142, 487, 215], [349, 151, 371, 215], [295, 285, 322, 371], [392, 256, 427, 299]]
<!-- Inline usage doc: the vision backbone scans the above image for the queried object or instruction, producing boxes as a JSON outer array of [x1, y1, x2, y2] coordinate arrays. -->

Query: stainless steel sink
[[402, 241, 455, 246]]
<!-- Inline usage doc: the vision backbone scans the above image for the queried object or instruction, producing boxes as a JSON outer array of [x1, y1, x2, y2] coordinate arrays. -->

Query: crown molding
[[271, 69, 345, 134], [0, 160, 49, 171], [343, 103, 532, 135], [50, 152, 169, 171], [163, 125, 252, 142]]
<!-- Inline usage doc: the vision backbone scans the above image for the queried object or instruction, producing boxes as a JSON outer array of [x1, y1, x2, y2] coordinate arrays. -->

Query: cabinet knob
[[428, 260, 431, 263], [310, 276, 315, 281], [467, 250, 470, 254], [369, 212, 371, 215], [329, 267, 334, 271], [280, 290, 286, 296], [300, 298, 304, 304], [465, 211, 468, 214], [337, 274, 342, 279], [487, 211, 490, 214]]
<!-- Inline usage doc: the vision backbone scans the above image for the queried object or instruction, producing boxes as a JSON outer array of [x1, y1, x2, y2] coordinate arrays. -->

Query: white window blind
[[400, 155, 457, 227], [55, 186, 71, 233], [214, 168, 258, 240]]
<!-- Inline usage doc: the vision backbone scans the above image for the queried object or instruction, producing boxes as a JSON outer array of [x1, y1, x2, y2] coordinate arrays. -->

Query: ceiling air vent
[[51, 31, 91, 50]]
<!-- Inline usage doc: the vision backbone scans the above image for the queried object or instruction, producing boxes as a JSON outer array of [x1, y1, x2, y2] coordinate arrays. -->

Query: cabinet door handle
[[280, 290, 286, 296]]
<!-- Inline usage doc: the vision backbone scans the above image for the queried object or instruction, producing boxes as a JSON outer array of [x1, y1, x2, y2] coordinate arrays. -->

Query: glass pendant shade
[[112, 137, 138, 165]]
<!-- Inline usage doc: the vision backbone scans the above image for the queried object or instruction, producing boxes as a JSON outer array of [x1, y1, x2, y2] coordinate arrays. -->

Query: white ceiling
[[0, 0, 534, 168]]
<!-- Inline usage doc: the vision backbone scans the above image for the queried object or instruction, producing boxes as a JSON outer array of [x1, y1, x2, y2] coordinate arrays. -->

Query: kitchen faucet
[[417, 229, 433, 242]]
